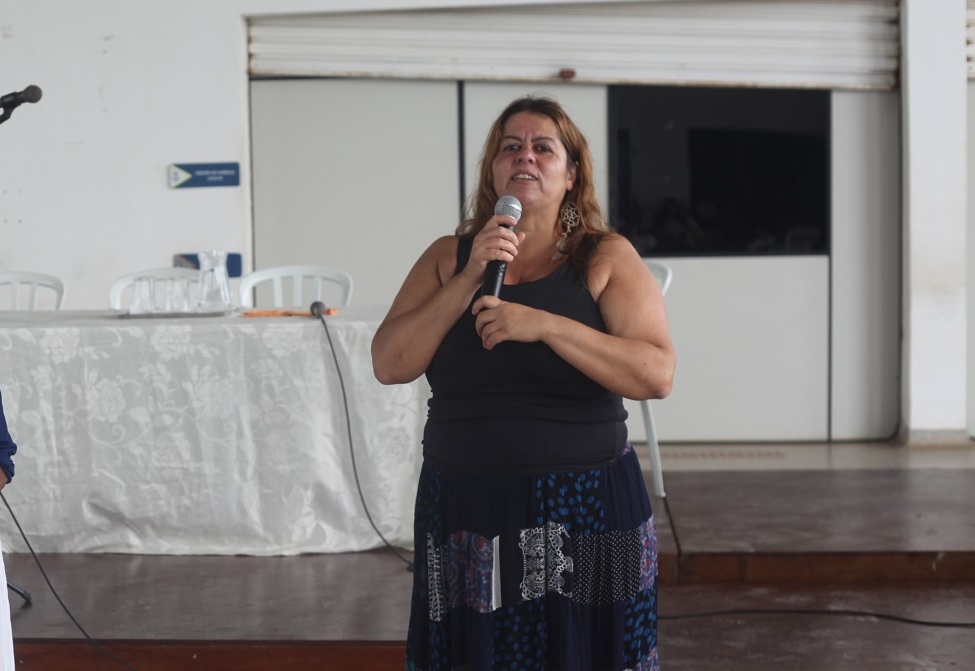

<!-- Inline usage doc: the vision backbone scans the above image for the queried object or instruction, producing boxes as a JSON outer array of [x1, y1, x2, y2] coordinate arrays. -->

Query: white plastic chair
[[642, 260, 673, 498], [0, 271, 65, 310], [108, 267, 201, 310], [239, 265, 353, 309]]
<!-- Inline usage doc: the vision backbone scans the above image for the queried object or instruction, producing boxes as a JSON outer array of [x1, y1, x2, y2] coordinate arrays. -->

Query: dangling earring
[[556, 201, 581, 255]]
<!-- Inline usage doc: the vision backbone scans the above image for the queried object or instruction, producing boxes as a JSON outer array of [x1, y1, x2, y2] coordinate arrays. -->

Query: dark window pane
[[608, 85, 830, 257]]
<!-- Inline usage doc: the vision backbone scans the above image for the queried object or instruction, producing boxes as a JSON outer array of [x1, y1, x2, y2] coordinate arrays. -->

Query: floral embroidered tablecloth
[[0, 309, 428, 555]]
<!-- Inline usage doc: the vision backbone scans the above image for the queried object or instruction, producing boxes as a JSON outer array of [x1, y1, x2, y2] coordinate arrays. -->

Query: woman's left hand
[[472, 295, 543, 350]]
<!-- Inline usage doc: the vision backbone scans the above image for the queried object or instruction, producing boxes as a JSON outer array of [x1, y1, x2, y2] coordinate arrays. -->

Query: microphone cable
[[310, 302, 414, 572], [659, 606, 975, 628], [655, 495, 975, 629], [1, 491, 144, 671]]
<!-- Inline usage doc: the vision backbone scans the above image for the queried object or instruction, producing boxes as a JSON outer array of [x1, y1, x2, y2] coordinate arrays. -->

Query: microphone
[[0, 85, 42, 110], [310, 301, 338, 317], [481, 195, 523, 297]]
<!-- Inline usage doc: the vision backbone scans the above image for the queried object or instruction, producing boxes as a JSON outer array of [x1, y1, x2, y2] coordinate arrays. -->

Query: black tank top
[[422, 236, 628, 474]]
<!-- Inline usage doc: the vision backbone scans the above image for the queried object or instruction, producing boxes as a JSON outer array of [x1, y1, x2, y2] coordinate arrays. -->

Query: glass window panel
[[608, 85, 830, 257]]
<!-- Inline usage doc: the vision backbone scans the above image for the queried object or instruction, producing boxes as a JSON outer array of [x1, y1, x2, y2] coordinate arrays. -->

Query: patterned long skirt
[[406, 445, 660, 671]]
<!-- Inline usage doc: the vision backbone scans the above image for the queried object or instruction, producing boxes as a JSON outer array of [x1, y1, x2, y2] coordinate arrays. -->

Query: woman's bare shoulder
[[596, 232, 639, 257], [429, 234, 459, 255], [426, 234, 462, 284], [588, 233, 647, 297]]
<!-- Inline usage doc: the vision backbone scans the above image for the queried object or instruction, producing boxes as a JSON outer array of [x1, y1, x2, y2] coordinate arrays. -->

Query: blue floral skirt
[[406, 445, 660, 671]]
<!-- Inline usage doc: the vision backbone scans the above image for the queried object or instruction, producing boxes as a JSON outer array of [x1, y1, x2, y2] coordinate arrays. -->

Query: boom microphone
[[481, 195, 522, 297], [0, 85, 42, 110]]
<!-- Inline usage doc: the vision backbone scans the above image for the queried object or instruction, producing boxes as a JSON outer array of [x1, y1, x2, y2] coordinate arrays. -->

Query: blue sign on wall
[[169, 162, 240, 188]]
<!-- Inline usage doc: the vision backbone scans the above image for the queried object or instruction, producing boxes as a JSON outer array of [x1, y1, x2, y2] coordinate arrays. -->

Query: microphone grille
[[23, 85, 42, 104], [494, 195, 522, 221]]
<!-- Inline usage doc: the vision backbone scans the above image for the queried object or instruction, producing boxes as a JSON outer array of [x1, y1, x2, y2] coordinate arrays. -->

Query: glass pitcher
[[197, 250, 233, 311]]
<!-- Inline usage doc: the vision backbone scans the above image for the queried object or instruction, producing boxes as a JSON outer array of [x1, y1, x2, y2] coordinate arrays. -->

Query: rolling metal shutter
[[249, 0, 900, 90]]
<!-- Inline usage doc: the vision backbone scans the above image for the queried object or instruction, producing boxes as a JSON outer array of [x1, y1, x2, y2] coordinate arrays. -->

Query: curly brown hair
[[457, 96, 612, 278]]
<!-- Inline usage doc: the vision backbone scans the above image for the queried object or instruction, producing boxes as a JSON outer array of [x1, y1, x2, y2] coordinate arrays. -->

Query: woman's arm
[[473, 235, 676, 400], [371, 236, 475, 385], [372, 217, 524, 385]]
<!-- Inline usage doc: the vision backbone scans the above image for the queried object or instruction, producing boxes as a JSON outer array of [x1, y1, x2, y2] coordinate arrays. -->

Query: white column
[[970, 83, 975, 438], [900, 0, 968, 435]]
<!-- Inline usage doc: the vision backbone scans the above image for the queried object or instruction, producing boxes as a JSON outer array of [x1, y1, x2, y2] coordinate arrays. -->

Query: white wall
[[2, 0, 520, 309], [1, 2, 253, 309], [900, 0, 968, 433]]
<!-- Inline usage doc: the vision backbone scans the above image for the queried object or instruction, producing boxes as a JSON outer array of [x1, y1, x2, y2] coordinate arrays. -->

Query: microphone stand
[[0, 101, 25, 126], [1, 85, 43, 125], [6, 582, 30, 604], [2, 95, 38, 602], [0, 107, 15, 125]]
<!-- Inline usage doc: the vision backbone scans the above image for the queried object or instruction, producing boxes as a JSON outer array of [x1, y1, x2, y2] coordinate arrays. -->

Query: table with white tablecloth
[[0, 308, 429, 555]]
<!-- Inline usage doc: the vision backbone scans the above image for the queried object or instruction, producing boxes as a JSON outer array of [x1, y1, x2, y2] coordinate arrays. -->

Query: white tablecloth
[[0, 308, 429, 555]]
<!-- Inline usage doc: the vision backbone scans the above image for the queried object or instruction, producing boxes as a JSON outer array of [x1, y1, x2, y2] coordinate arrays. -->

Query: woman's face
[[491, 111, 576, 213]]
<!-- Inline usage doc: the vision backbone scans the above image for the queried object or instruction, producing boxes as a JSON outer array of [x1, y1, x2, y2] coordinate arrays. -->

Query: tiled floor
[[5, 439, 975, 670]]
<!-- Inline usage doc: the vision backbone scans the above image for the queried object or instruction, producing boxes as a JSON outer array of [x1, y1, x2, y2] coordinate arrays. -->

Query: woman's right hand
[[373, 215, 522, 385], [461, 215, 523, 285]]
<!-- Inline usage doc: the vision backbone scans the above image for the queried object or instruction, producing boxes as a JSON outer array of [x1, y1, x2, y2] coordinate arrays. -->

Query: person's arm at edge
[[0, 390, 17, 492]]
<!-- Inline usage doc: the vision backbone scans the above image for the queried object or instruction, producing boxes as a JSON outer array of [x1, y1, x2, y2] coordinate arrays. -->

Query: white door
[[250, 79, 461, 308], [249, 79, 902, 442]]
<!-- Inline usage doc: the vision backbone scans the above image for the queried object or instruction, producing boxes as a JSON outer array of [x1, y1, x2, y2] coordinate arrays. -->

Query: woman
[[372, 96, 675, 671]]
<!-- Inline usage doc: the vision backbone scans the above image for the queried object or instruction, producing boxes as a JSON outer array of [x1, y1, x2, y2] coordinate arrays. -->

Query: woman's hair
[[457, 96, 612, 276]]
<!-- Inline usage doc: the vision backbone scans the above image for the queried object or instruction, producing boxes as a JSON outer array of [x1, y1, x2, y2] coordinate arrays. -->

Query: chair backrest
[[109, 267, 201, 310], [645, 260, 673, 296], [0, 271, 65, 310], [641, 259, 673, 498], [239, 265, 353, 309]]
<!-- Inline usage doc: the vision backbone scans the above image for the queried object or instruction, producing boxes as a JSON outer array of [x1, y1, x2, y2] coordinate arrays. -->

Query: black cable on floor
[[659, 607, 975, 628], [1, 491, 143, 670], [661, 495, 681, 557], [657, 495, 975, 630], [312, 303, 414, 572]]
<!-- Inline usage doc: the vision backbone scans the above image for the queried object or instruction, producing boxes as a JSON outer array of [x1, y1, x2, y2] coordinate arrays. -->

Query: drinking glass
[[164, 276, 191, 313], [129, 276, 155, 314]]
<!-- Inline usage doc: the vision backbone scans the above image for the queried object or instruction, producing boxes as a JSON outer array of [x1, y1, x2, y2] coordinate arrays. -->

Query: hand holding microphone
[[481, 195, 522, 297]]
